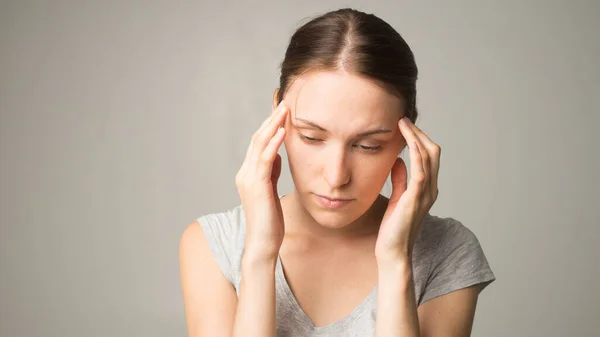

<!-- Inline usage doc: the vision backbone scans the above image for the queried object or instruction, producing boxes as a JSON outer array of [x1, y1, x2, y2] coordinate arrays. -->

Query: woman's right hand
[[235, 102, 289, 260]]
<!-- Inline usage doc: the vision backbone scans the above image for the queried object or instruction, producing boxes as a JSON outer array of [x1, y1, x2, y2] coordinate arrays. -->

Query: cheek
[[353, 161, 388, 181], [352, 153, 398, 183], [283, 135, 318, 172]]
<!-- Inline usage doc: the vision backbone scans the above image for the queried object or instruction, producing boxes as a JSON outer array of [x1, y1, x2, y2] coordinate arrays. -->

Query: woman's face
[[278, 70, 407, 228]]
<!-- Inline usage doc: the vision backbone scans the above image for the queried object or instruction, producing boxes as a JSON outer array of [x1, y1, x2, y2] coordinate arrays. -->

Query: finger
[[246, 103, 287, 164], [257, 102, 285, 136], [250, 103, 288, 166], [410, 140, 426, 196], [257, 126, 286, 181], [406, 123, 441, 198], [388, 157, 407, 206], [399, 118, 427, 195], [244, 117, 270, 166], [404, 120, 430, 185]]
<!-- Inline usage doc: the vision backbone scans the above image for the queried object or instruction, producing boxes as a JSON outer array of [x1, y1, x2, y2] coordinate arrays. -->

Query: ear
[[272, 88, 280, 111]]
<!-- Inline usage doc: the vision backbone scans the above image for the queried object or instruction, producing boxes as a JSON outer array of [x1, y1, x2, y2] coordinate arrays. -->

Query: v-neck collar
[[275, 255, 378, 334]]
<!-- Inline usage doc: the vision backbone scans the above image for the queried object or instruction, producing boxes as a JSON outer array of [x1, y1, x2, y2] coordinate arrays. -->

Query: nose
[[322, 146, 351, 189]]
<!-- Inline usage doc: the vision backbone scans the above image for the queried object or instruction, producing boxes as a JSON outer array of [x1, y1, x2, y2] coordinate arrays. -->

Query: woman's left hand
[[375, 117, 441, 263]]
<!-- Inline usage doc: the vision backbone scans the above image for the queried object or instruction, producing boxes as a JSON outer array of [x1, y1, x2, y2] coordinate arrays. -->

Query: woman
[[180, 8, 496, 337]]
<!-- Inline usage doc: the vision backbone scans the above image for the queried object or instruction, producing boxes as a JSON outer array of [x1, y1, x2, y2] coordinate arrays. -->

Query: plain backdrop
[[1, 0, 599, 336]]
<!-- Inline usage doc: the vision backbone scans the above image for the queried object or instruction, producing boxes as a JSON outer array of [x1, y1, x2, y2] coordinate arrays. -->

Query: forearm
[[375, 258, 420, 337], [232, 253, 278, 337]]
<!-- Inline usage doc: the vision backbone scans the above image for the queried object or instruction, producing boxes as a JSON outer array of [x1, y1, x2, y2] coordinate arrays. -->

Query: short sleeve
[[196, 205, 245, 286], [420, 219, 496, 304]]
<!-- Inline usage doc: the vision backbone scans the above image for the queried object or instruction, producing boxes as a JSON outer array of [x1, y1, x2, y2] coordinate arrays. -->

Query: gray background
[[1, 0, 599, 336]]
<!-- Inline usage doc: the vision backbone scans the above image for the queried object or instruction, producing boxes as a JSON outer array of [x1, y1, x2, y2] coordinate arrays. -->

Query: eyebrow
[[294, 117, 392, 137]]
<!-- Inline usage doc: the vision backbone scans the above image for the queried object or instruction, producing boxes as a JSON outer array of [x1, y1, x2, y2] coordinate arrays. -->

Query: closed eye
[[299, 134, 321, 143], [298, 134, 382, 152], [357, 145, 381, 152]]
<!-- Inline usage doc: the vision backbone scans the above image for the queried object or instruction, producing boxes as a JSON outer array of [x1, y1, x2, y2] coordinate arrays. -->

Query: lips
[[317, 195, 352, 201], [314, 194, 353, 209]]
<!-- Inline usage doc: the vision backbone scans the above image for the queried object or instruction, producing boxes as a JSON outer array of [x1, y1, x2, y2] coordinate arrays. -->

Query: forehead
[[283, 71, 403, 120]]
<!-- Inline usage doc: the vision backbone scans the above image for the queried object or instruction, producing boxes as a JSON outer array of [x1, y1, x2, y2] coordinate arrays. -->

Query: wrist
[[376, 254, 413, 275], [244, 238, 281, 261], [242, 249, 279, 271], [376, 248, 412, 264]]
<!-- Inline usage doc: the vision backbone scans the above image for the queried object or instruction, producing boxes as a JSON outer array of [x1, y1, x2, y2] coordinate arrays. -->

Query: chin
[[312, 212, 354, 229], [307, 202, 364, 229]]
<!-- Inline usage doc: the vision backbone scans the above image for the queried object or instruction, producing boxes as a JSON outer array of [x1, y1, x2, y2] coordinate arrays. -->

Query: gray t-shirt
[[197, 202, 496, 336]]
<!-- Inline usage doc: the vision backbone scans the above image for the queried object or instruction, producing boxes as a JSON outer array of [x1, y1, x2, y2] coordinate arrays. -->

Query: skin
[[179, 70, 485, 337], [277, 70, 405, 237]]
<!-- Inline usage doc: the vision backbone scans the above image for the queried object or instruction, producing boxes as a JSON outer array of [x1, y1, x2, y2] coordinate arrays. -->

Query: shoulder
[[182, 203, 246, 287], [416, 213, 480, 251], [416, 213, 496, 304], [193, 204, 246, 244], [196, 204, 245, 230], [180, 204, 245, 249], [415, 213, 490, 272]]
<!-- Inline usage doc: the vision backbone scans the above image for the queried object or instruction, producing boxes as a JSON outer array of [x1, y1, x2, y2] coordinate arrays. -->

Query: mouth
[[314, 194, 354, 209]]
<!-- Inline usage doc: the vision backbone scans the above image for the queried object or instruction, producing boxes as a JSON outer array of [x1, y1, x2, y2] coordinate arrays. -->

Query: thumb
[[388, 157, 408, 205]]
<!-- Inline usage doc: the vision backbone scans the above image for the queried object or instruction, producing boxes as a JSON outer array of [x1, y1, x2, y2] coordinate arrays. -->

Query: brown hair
[[276, 8, 419, 123]]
